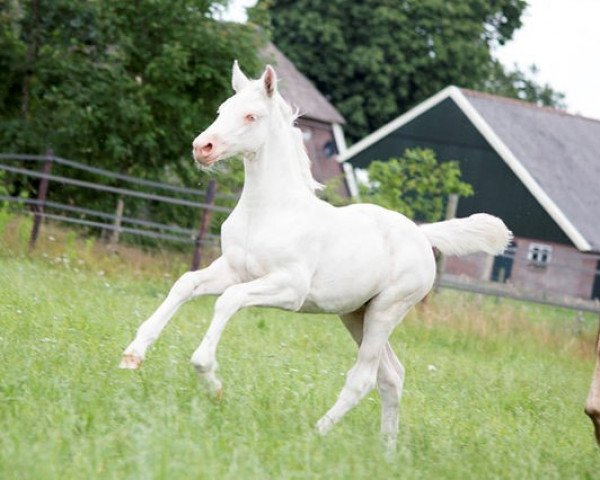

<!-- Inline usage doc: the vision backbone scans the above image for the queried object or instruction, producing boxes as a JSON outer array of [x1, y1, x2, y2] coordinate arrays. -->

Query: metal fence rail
[[0, 195, 200, 236], [0, 163, 231, 212], [439, 277, 600, 314], [0, 151, 230, 268], [0, 196, 210, 236], [0, 153, 238, 200]]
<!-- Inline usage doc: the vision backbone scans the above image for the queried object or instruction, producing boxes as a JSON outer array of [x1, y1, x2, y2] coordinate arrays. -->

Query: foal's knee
[[345, 366, 378, 399], [170, 271, 198, 300]]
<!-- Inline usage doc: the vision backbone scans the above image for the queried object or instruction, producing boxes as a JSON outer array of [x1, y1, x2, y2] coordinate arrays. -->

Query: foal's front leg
[[191, 273, 307, 396], [120, 257, 237, 369]]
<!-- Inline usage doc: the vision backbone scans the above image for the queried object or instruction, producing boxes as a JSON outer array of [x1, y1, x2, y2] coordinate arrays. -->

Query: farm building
[[339, 86, 600, 300], [261, 43, 351, 192]]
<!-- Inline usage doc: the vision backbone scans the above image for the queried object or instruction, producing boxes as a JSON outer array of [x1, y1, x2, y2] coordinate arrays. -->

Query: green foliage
[[0, 1, 263, 172], [0, 0, 264, 234], [211, 158, 246, 198], [360, 148, 473, 222], [255, 0, 563, 142], [208, 158, 245, 233], [318, 174, 353, 206], [485, 61, 566, 108]]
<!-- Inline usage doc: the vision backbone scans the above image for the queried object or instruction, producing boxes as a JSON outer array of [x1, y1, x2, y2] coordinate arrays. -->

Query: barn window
[[323, 140, 337, 158], [527, 243, 552, 267]]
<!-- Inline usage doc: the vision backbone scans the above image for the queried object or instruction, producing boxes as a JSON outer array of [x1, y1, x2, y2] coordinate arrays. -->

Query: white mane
[[273, 91, 324, 193]]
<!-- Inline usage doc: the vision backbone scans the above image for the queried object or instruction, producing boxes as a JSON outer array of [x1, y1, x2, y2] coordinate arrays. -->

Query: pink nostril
[[200, 142, 213, 156]]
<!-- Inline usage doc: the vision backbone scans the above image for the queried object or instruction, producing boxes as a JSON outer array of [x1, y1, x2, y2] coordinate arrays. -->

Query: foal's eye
[[244, 114, 257, 123]]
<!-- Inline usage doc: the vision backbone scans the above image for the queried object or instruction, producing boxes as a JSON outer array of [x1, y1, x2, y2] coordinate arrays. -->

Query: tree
[[485, 61, 566, 108], [253, 0, 563, 142], [359, 148, 473, 222], [0, 0, 264, 181], [0, 1, 265, 236]]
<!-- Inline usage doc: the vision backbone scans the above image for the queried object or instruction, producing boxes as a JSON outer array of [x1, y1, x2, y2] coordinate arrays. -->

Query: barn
[[262, 43, 350, 192], [339, 86, 600, 300]]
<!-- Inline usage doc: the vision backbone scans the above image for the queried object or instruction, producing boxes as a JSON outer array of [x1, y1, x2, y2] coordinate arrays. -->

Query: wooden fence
[[0, 151, 233, 269]]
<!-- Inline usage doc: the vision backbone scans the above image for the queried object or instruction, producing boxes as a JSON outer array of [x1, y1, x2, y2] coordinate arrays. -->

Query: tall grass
[[0, 213, 219, 279], [1, 222, 599, 479]]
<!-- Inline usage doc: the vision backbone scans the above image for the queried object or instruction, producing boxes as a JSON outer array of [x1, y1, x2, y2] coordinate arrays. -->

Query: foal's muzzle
[[192, 134, 223, 166]]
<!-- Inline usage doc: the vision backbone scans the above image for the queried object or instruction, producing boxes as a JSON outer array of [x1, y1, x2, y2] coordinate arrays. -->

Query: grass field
[[1, 245, 600, 479]]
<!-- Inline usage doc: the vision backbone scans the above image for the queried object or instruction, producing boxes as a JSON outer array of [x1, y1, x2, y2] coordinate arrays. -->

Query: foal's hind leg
[[317, 288, 420, 436], [339, 308, 405, 448]]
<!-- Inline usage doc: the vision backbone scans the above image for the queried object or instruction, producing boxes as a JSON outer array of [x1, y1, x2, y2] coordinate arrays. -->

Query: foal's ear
[[232, 60, 250, 93], [261, 65, 277, 98]]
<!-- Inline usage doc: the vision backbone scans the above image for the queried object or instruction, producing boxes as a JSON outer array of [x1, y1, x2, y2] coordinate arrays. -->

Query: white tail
[[420, 213, 512, 256]]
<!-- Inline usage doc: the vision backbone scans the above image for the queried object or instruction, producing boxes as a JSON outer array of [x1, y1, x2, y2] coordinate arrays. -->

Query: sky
[[493, 0, 600, 120], [222, 0, 600, 120]]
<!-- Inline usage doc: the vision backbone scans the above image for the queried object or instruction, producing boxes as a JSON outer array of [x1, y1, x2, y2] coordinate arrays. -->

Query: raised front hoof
[[315, 415, 334, 436], [119, 353, 143, 370], [205, 378, 224, 402], [381, 434, 398, 459], [193, 366, 224, 401], [212, 385, 224, 402]]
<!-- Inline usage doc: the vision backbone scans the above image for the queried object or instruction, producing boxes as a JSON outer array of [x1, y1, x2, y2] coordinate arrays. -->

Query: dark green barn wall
[[349, 98, 573, 246]]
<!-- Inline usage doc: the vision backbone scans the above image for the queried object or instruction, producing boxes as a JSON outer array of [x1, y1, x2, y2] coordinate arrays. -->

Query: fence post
[[191, 180, 217, 271], [28, 148, 53, 250], [109, 197, 125, 248]]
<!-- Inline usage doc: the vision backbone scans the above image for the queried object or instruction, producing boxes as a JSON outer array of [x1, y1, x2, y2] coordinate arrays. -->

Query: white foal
[[120, 62, 512, 448]]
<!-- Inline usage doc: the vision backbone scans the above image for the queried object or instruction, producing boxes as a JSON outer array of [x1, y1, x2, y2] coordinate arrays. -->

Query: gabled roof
[[261, 43, 345, 125], [339, 86, 600, 253]]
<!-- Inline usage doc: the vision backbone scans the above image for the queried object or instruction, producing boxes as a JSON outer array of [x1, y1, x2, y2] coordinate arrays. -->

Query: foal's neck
[[240, 123, 315, 205]]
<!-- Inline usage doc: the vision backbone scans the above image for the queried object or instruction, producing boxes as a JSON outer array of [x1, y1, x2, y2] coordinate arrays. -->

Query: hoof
[[206, 378, 224, 401], [119, 353, 143, 370], [315, 415, 334, 436], [382, 435, 397, 459], [214, 386, 224, 402]]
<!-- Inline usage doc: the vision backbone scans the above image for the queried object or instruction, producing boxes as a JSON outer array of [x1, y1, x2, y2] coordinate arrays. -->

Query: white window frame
[[527, 243, 552, 267]]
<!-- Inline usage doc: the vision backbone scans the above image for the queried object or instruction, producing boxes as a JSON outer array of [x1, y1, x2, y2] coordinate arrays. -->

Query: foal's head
[[193, 62, 290, 166]]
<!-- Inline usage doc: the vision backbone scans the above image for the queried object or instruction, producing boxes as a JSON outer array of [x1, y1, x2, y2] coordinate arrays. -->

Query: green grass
[[1, 253, 599, 479]]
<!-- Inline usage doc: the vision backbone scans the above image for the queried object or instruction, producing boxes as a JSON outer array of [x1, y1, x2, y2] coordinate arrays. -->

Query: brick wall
[[445, 236, 598, 299], [509, 237, 597, 298]]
